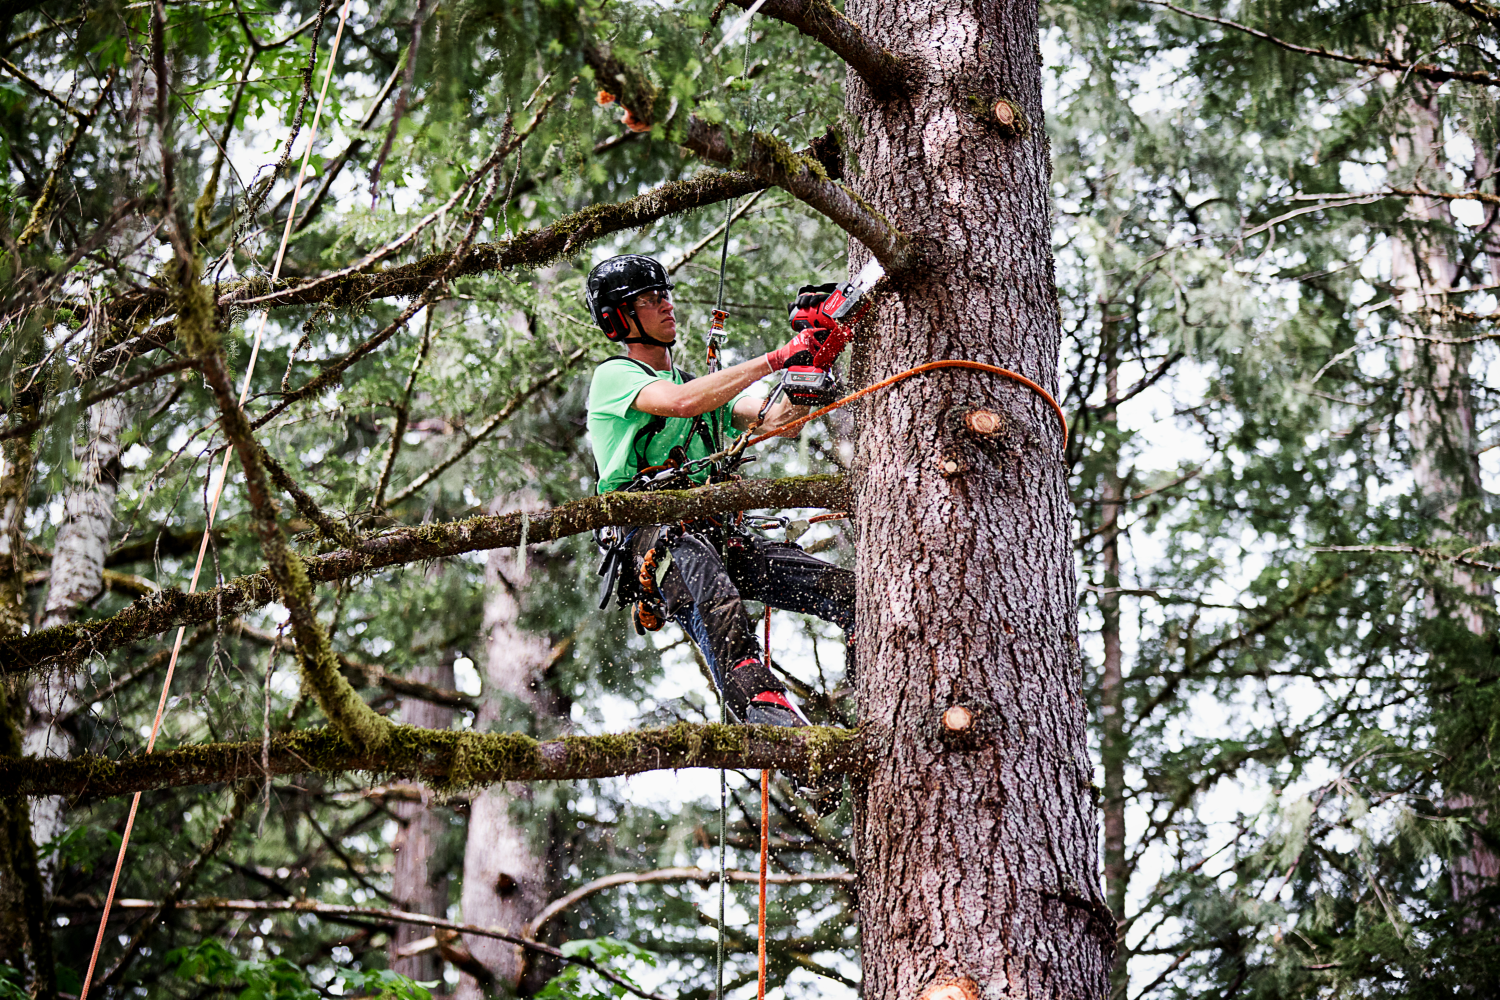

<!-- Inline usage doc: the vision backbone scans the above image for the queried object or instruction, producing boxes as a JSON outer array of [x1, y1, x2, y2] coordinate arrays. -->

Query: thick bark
[[459, 496, 559, 997], [845, 0, 1111, 997], [0, 722, 866, 800], [390, 655, 456, 986], [3, 474, 849, 673], [25, 397, 126, 886]]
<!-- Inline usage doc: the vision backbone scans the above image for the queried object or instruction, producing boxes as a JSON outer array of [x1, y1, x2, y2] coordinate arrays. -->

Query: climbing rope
[[758, 605, 772, 1000], [78, 3, 354, 997]]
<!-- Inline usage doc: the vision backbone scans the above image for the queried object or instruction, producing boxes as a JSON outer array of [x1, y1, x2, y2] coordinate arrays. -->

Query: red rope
[[749, 358, 1070, 451], [757, 606, 771, 1000]]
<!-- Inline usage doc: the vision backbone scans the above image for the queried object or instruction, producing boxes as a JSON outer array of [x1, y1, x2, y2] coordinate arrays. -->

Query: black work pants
[[626, 525, 855, 693]]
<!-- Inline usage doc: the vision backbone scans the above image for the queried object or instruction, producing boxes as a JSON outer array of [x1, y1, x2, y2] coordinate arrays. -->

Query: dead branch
[[524, 866, 855, 939], [0, 722, 868, 799], [1145, 1, 1500, 88], [383, 347, 589, 507], [64, 896, 667, 1000], [1, 474, 848, 673]]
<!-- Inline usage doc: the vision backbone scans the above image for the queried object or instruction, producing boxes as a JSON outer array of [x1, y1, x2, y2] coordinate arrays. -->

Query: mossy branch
[[725, 0, 910, 98], [2, 474, 850, 674], [183, 258, 394, 753], [0, 722, 868, 799], [93, 168, 770, 367]]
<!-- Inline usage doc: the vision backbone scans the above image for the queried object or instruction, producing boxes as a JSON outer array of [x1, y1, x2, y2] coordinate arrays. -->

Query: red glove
[[789, 283, 840, 334], [766, 328, 827, 372]]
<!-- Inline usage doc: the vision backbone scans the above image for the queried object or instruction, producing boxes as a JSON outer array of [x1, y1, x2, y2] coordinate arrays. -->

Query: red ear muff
[[600, 306, 633, 342]]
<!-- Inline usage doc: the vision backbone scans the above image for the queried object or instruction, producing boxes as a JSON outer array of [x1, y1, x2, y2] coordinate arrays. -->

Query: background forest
[[2, 0, 1499, 998]]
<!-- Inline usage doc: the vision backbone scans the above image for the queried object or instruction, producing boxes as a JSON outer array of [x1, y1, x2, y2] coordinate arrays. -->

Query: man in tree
[[585, 253, 854, 726]]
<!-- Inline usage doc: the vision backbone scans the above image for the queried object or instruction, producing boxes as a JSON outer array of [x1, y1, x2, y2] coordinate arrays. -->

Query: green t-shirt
[[587, 357, 741, 494]]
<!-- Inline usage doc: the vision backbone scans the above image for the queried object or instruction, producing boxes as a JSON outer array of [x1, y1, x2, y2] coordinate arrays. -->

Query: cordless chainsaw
[[780, 258, 886, 405]]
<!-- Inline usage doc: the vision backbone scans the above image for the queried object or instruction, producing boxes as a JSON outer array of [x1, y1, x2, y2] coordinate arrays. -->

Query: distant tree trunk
[[845, 1, 1111, 996], [1390, 80, 1498, 914], [389, 653, 457, 988], [457, 494, 559, 998], [26, 397, 126, 886], [0, 378, 57, 999], [1098, 326, 1128, 998]]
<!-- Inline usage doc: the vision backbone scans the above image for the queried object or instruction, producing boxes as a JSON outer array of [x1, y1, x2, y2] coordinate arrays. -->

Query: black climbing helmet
[[585, 254, 674, 342]]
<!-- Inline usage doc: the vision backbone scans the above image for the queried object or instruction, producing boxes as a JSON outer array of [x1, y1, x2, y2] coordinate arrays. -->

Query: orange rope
[[750, 359, 1070, 451], [77, 3, 353, 996]]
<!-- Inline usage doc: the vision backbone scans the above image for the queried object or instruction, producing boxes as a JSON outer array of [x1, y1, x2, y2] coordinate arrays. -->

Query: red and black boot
[[725, 657, 808, 727]]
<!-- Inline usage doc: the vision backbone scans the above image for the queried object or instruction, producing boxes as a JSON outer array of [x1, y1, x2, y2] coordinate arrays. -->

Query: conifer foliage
[[2, 0, 1499, 998]]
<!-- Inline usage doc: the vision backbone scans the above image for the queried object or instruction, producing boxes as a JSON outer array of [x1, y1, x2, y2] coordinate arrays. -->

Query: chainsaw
[[778, 258, 885, 406]]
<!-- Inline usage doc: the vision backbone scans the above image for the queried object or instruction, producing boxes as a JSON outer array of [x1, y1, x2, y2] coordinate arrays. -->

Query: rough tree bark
[[459, 496, 559, 998], [389, 653, 457, 987], [845, 0, 1111, 996], [1390, 81, 1500, 910], [25, 397, 126, 886]]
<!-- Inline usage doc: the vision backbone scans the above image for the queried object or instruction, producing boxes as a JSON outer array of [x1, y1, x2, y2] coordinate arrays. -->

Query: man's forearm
[[635, 354, 774, 418]]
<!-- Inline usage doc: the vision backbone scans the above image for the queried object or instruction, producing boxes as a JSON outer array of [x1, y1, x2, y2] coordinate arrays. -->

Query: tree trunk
[[1098, 331, 1127, 998], [458, 495, 560, 998], [0, 380, 57, 999], [1390, 83, 1499, 916], [845, 1, 1111, 996], [389, 654, 457, 988], [26, 397, 126, 886]]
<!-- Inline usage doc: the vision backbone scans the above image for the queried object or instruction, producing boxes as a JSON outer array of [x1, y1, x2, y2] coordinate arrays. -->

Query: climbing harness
[[78, 3, 355, 997]]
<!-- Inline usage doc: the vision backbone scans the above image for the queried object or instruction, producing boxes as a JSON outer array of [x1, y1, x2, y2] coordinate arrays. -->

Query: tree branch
[[0, 722, 868, 799], [585, 44, 910, 271], [176, 251, 395, 751], [65, 896, 668, 1000], [1145, 0, 1500, 88], [383, 347, 589, 507], [725, 0, 910, 97], [1, 475, 849, 673], [524, 866, 855, 940], [98, 166, 771, 357]]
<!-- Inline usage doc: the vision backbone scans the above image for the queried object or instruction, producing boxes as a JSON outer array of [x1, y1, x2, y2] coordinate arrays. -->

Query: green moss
[[749, 131, 830, 183], [174, 258, 220, 357], [280, 549, 395, 752]]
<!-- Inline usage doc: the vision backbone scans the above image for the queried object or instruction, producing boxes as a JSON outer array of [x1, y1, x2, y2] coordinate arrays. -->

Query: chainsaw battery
[[783, 366, 839, 405]]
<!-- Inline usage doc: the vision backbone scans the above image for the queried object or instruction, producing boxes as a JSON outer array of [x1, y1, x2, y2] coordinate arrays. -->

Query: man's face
[[630, 289, 676, 343]]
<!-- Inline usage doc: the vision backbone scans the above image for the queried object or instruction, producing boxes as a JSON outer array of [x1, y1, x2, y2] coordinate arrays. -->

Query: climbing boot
[[725, 657, 808, 727]]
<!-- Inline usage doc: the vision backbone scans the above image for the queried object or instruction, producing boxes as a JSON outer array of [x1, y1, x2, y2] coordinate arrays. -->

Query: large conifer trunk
[[844, 1, 1111, 995], [458, 496, 559, 997]]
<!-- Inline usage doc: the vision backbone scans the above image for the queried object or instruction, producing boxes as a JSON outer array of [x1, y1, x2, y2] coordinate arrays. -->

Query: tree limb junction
[[586, 43, 910, 273], [0, 474, 849, 673], [724, 0, 910, 98]]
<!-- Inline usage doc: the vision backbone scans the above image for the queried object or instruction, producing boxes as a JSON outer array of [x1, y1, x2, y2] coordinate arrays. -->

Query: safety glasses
[[634, 289, 672, 308]]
